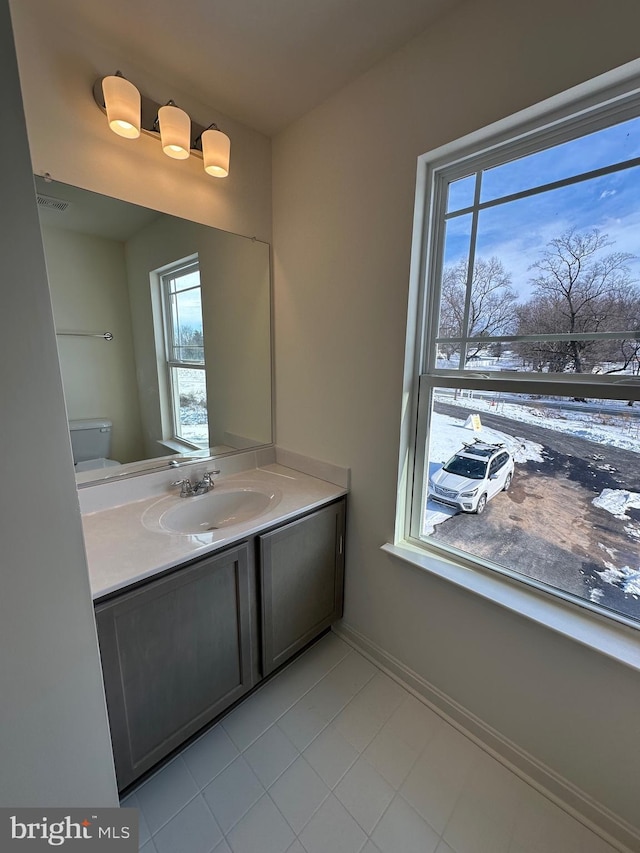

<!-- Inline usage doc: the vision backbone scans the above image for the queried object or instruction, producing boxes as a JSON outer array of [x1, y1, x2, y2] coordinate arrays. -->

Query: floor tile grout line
[[337, 627, 626, 853], [208, 731, 370, 848], [221, 737, 374, 847], [178, 757, 231, 845], [221, 641, 354, 751], [136, 757, 205, 840], [369, 788, 446, 851], [225, 647, 378, 756], [127, 751, 183, 798], [137, 655, 399, 847], [254, 644, 365, 737], [302, 735, 359, 792], [284, 666, 379, 754], [255, 653, 420, 792], [287, 658, 398, 756], [135, 629, 623, 853], [143, 716, 305, 839], [369, 722, 430, 794], [188, 748, 240, 792], [207, 756, 268, 840], [136, 641, 415, 850], [356, 694, 436, 795], [436, 744, 487, 847], [148, 787, 215, 843], [262, 783, 331, 847], [244, 723, 302, 789]]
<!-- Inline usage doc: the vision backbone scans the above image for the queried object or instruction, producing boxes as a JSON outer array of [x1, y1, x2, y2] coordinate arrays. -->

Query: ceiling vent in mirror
[[36, 194, 71, 213]]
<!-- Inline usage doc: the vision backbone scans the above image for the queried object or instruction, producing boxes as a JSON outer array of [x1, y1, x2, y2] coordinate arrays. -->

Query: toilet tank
[[68, 418, 112, 463]]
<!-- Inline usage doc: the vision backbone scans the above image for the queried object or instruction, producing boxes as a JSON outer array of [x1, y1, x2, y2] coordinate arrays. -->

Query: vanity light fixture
[[102, 74, 141, 139], [196, 124, 231, 178], [157, 102, 191, 160], [94, 72, 231, 177]]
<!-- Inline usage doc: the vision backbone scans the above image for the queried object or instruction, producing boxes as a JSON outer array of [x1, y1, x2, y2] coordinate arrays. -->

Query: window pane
[[446, 174, 476, 213], [436, 214, 472, 365], [172, 288, 205, 363], [172, 367, 208, 447], [475, 165, 640, 311], [434, 338, 640, 376], [508, 337, 640, 375], [423, 386, 640, 623], [168, 268, 201, 293], [480, 113, 640, 203]]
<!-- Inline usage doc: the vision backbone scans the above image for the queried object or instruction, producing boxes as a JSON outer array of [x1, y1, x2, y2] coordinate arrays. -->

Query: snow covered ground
[[426, 395, 640, 602], [592, 492, 640, 597], [176, 367, 208, 446], [435, 391, 640, 453]]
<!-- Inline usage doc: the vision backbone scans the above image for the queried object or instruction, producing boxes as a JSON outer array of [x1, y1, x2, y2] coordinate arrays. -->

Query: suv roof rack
[[461, 439, 505, 450]]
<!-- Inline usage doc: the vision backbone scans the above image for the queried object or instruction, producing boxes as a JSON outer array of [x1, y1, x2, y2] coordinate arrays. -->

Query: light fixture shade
[[158, 105, 191, 160], [202, 128, 231, 177], [102, 75, 140, 139]]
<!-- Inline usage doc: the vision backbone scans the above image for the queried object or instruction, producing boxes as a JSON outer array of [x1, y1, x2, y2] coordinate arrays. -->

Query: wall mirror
[[35, 177, 272, 484]]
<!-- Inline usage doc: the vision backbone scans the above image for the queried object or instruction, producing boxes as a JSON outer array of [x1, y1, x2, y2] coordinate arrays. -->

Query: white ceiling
[[43, 0, 462, 135]]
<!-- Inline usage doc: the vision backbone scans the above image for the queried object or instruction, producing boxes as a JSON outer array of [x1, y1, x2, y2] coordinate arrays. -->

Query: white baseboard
[[333, 622, 640, 853]]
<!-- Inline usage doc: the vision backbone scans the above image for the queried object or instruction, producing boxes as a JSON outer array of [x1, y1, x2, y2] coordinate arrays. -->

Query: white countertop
[[82, 464, 346, 600]]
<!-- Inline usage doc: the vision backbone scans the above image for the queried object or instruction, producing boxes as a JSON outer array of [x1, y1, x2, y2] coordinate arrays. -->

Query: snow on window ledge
[[381, 539, 640, 673]]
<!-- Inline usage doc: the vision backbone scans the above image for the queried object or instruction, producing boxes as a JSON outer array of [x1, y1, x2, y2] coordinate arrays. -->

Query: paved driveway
[[428, 402, 640, 621]]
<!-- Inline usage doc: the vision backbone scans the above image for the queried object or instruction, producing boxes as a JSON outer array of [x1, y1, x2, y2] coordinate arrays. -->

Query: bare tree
[[521, 228, 638, 373], [439, 257, 517, 362], [515, 295, 572, 372]]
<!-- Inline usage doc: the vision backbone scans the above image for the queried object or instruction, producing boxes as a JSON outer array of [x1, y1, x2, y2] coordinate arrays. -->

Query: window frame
[[396, 64, 640, 637], [160, 259, 208, 449]]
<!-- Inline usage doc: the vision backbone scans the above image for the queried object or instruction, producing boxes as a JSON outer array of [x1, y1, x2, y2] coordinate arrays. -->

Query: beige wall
[[0, 0, 117, 806], [42, 226, 145, 463], [205, 235, 272, 449], [272, 0, 640, 834]]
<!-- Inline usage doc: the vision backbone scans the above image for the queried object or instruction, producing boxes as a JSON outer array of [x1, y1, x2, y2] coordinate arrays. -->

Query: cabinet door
[[95, 544, 254, 790], [260, 499, 345, 676]]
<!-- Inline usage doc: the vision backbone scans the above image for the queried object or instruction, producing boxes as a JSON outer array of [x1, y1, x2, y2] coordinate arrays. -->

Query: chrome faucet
[[171, 470, 220, 497], [197, 470, 220, 492]]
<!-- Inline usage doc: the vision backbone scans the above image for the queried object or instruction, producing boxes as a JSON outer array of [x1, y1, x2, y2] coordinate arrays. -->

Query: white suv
[[428, 440, 514, 514]]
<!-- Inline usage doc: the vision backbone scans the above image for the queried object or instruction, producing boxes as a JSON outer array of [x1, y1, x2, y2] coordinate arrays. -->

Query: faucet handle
[[171, 478, 194, 497], [202, 469, 220, 486]]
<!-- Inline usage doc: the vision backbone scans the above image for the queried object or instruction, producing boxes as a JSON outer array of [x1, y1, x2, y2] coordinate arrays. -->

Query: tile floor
[[123, 632, 618, 853]]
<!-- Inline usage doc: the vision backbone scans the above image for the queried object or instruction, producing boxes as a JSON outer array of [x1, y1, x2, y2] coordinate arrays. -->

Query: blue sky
[[442, 113, 640, 300], [171, 270, 204, 332]]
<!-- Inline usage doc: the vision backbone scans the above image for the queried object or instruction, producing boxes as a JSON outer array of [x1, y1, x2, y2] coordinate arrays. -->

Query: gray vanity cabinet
[[260, 499, 345, 676], [94, 543, 255, 790]]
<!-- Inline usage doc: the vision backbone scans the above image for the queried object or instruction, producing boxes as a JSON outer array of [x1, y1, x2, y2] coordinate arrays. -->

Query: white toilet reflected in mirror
[[69, 419, 121, 472]]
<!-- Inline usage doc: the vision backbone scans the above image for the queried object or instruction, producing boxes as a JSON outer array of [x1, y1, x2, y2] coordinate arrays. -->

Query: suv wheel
[[476, 494, 487, 514], [503, 473, 512, 492]]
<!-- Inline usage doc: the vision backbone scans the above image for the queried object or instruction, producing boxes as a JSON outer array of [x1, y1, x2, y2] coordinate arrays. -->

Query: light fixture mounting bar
[[93, 77, 208, 160]]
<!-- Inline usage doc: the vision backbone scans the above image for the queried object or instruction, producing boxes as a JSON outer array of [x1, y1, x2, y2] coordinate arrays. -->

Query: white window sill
[[157, 438, 202, 454], [382, 540, 640, 673]]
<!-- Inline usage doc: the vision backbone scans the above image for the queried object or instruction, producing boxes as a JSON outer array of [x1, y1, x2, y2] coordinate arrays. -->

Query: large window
[[405, 83, 640, 628], [161, 260, 209, 448]]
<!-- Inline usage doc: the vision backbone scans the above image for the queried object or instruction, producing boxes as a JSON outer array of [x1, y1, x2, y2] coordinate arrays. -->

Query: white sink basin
[[153, 484, 282, 534]]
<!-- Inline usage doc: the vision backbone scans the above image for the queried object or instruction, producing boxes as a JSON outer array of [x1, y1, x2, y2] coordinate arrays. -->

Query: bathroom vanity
[[83, 462, 346, 791]]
